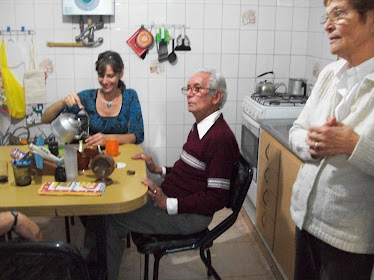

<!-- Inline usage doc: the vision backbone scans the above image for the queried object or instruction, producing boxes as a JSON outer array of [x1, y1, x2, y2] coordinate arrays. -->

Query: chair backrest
[[200, 154, 252, 245], [0, 240, 90, 280]]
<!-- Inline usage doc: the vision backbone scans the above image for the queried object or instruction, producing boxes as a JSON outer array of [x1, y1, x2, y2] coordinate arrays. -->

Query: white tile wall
[[0, 0, 336, 166]]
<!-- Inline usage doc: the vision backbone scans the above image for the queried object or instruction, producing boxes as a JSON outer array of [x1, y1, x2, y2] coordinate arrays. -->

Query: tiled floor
[[32, 197, 283, 280]]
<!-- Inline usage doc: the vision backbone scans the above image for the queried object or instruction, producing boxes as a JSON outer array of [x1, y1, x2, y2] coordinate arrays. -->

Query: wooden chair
[[131, 155, 253, 280]]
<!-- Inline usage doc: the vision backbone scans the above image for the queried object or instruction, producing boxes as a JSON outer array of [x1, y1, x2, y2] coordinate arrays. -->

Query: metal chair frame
[[131, 155, 253, 280]]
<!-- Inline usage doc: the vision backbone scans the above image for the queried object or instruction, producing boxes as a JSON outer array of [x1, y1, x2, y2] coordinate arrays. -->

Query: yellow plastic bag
[[0, 40, 26, 119]]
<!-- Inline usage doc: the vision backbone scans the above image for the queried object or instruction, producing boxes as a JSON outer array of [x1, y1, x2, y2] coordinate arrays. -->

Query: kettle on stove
[[255, 71, 287, 96], [51, 108, 90, 144]]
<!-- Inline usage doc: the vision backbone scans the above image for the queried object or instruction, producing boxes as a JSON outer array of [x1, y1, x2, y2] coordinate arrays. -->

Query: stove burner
[[251, 93, 308, 106]]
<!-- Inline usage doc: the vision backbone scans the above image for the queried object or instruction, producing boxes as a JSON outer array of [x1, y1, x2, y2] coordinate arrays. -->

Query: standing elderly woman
[[289, 0, 374, 279], [41, 50, 144, 146]]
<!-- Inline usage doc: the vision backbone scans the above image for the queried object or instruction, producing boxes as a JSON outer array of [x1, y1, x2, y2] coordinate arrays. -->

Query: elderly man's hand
[[132, 153, 162, 174], [141, 177, 167, 211]]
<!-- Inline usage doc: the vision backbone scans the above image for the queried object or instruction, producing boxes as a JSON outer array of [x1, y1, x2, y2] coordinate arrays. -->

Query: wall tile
[[166, 147, 181, 167], [149, 78, 166, 102], [239, 30, 258, 54], [221, 101, 237, 124], [293, 7, 309, 31], [257, 30, 274, 54], [255, 55, 274, 77], [130, 77, 149, 103], [225, 78, 238, 101], [238, 54, 256, 78], [222, 5, 241, 29], [166, 125, 184, 147], [203, 29, 222, 53], [222, 30, 240, 54], [291, 31, 308, 55], [148, 125, 167, 148], [55, 54, 75, 79], [167, 78, 185, 102], [275, 7, 293, 31], [221, 54, 239, 78], [274, 31, 292, 55], [167, 4, 186, 25], [203, 4, 222, 29], [203, 54, 221, 70], [273, 55, 291, 79], [290, 55, 306, 78], [186, 4, 204, 29], [167, 102, 184, 125], [258, 6, 276, 30]]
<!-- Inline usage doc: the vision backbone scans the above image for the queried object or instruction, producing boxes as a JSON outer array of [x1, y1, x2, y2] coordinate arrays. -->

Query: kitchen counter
[[258, 118, 304, 162], [258, 119, 295, 148]]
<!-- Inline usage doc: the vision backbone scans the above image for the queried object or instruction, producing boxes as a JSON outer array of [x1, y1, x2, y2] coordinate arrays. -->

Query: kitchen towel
[[24, 39, 46, 104]]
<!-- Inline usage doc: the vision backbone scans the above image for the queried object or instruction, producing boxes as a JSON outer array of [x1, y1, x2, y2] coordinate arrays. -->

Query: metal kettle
[[256, 71, 287, 96], [51, 109, 90, 144]]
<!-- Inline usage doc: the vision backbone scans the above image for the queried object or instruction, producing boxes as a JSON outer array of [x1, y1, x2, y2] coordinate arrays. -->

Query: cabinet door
[[256, 131, 280, 249], [273, 150, 302, 280], [256, 200, 276, 248]]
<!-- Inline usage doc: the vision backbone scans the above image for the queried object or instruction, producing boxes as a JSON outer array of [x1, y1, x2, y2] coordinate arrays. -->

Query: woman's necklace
[[101, 89, 118, 108]]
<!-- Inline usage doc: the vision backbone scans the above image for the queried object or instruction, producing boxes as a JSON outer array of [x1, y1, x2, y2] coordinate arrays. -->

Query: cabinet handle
[[262, 189, 268, 206], [261, 213, 266, 227], [265, 143, 270, 161], [264, 167, 269, 184]]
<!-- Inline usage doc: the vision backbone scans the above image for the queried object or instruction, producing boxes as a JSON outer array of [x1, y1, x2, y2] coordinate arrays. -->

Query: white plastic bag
[[24, 39, 46, 104]]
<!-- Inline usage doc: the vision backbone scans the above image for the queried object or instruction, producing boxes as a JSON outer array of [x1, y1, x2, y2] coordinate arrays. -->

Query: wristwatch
[[10, 210, 18, 231]]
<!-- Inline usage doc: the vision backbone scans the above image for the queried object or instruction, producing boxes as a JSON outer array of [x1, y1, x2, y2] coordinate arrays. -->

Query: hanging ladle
[[168, 27, 177, 64]]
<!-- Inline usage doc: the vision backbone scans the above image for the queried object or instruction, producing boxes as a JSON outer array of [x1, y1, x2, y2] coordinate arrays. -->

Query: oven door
[[241, 113, 260, 182]]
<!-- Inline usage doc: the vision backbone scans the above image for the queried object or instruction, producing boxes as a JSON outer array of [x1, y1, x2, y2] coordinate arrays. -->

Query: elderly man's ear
[[212, 90, 222, 105]]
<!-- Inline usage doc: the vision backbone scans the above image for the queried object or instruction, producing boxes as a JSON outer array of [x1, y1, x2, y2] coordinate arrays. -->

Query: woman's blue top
[[71, 88, 144, 144]]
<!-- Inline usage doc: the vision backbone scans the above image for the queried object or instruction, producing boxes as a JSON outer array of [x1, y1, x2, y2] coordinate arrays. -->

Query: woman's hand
[[307, 118, 359, 157], [132, 153, 162, 174], [141, 177, 167, 210], [63, 93, 83, 109], [85, 133, 108, 147]]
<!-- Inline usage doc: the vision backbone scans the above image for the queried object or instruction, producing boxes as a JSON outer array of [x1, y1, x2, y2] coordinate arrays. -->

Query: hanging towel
[[24, 39, 46, 104]]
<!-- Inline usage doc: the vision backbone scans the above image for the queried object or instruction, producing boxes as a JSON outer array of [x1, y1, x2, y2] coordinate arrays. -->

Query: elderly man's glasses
[[320, 9, 352, 24], [181, 86, 216, 96]]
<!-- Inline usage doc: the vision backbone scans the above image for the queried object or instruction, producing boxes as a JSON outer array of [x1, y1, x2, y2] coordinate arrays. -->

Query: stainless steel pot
[[288, 78, 307, 96], [256, 71, 287, 96], [51, 109, 90, 143]]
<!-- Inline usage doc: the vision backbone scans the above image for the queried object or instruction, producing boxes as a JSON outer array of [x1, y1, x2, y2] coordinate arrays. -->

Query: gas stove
[[242, 94, 307, 122]]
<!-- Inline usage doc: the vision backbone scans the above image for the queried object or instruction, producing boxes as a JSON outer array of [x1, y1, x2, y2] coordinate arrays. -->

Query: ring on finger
[[314, 142, 319, 150]]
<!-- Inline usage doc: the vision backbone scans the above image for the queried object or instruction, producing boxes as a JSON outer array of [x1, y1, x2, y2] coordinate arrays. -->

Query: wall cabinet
[[255, 130, 302, 280]]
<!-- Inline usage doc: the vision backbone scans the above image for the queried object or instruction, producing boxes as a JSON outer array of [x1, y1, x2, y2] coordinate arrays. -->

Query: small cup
[[12, 163, 33, 186], [105, 139, 119, 157], [48, 141, 59, 156], [0, 161, 8, 183]]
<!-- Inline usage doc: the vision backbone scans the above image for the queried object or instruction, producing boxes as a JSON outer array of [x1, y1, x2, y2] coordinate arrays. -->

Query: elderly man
[[106, 69, 240, 280]]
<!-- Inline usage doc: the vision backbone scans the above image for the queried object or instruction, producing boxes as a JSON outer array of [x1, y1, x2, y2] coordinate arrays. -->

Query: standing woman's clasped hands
[[306, 117, 359, 157]]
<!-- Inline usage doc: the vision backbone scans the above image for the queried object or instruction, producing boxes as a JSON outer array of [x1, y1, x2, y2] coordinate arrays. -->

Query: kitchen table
[[0, 143, 148, 280]]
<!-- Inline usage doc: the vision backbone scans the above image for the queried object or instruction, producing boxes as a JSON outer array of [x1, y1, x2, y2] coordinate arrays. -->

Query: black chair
[[0, 240, 90, 280], [131, 155, 252, 280]]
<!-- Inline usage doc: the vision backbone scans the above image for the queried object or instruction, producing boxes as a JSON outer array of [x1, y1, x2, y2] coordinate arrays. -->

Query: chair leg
[[64, 216, 71, 243], [144, 254, 149, 280], [200, 247, 221, 280], [126, 232, 131, 248], [153, 253, 162, 280], [206, 248, 212, 277]]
